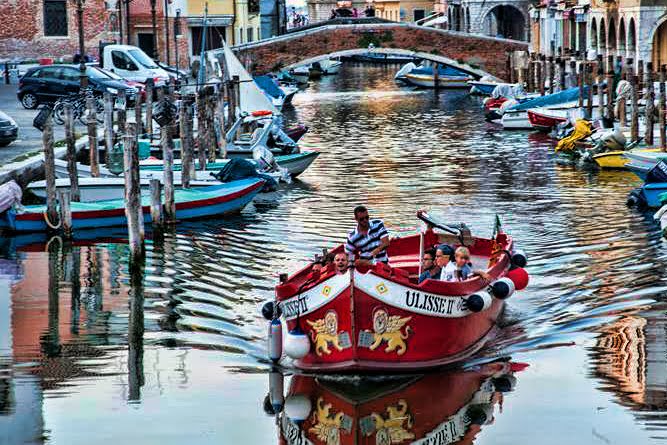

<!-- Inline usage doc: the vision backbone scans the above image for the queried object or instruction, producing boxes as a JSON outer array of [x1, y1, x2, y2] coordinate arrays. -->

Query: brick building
[[0, 0, 117, 61], [0, 0, 190, 68]]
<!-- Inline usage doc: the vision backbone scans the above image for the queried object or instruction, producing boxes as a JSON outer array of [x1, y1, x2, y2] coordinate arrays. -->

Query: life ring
[[252, 110, 273, 117]]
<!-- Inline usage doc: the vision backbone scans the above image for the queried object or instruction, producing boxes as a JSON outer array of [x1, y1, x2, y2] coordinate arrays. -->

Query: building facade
[[430, 0, 529, 41], [0, 0, 117, 61], [530, 0, 667, 68]]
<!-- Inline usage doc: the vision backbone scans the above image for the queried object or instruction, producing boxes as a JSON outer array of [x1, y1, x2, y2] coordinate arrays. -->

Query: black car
[[17, 64, 137, 109], [0, 110, 18, 147]]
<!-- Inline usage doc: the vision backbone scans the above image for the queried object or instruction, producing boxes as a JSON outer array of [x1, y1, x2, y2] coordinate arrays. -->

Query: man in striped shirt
[[345, 205, 390, 265]]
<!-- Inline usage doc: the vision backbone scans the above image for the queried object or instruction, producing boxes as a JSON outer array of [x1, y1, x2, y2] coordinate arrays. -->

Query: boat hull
[[276, 232, 515, 372], [404, 73, 472, 89], [2, 179, 264, 233], [527, 109, 568, 131], [139, 151, 320, 178], [641, 183, 667, 208], [594, 149, 661, 169]]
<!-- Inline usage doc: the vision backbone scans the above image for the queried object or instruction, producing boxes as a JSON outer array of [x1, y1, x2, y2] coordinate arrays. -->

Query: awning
[[187, 15, 234, 27]]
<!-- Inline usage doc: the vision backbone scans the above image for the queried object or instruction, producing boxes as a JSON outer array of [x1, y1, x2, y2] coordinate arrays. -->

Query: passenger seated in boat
[[334, 252, 349, 275], [441, 246, 490, 282], [345, 205, 389, 266], [418, 248, 440, 283], [434, 244, 454, 273], [312, 252, 334, 273]]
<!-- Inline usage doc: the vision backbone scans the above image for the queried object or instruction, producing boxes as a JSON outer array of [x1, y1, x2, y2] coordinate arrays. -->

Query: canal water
[[1, 63, 667, 444]]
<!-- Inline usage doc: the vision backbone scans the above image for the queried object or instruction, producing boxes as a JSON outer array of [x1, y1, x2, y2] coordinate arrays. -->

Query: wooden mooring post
[[179, 94, 194, 186], [58, 190, 72, 239], [160, 90, 176, 224], [134, 90, 143, 135], [578, 61, 584, 108], [123, 123, 145, 259], [660, 66, 666, 151], [86, 96, 99, 177], [645, 62, 655, 146], [64, 104, 80, 202], [586, 63, 594, 118], [43, 108, 59, 233], [215, 84, 227, 159], [597, 62, 605, 120], [103, 92, 114, 165], [117, 90, 127, 135], [145, 79, 154, 138], [631, 74, 639, 142], [606, 55, 615, 120], [196, 87, 207, 170], [149, 178, 163, 227]]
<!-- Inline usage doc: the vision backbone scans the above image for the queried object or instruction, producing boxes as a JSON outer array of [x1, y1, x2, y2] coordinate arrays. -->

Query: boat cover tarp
[[213, 158, 279, 191], [646, 160, 667, 184], [508, 86, 588, 111], [254, 75, 284, 99], [411, 66, 469, 77], [0, 180, 21, 214]]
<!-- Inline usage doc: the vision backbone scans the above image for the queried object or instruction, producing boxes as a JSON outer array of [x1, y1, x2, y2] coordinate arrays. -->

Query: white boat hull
[[404, 73, 471, 89], [28, 176, 222, 202]]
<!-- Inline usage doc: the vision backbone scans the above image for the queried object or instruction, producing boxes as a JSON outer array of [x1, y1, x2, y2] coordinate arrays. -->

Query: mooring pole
[[86, 96, 99, 177], [64, 104, 80, 202], [123, 123, 145, 259], [43, 108, 59, 233]]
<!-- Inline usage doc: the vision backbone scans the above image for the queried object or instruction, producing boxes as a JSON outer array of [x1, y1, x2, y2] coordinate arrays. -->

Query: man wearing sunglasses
[[345, 205, 390, 266]]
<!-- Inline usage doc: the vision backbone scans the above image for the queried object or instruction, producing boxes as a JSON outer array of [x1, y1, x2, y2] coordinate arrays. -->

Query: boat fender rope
[[43, 210, 62, 230]]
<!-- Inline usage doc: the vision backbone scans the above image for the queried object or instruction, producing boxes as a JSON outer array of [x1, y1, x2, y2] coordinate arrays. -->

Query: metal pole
[[164, 0, 171, 66], [125, 0, 131, 44], [76, 0, 88, 89], [118, 0, 123, 44], [174, 9, 180, 70], [150, 0, 159, 60]]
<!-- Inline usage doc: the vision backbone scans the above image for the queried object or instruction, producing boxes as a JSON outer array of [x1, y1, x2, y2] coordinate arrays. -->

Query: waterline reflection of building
[[593, 314, 667, 431]]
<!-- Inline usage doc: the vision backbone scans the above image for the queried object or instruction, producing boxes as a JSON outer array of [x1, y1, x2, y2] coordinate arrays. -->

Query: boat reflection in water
[[267, 360, 526, 445]]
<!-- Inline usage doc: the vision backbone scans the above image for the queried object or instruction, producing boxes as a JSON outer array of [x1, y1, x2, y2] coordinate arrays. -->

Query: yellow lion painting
[[366, 309, 412, 355], [307, 311, 344, 356]]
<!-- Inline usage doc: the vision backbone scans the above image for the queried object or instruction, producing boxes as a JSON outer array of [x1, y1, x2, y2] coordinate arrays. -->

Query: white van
[[100, 44, 170, 86]]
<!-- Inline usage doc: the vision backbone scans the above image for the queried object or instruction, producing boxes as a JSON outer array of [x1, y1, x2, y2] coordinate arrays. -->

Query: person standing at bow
[[345, 205, 390, 266]]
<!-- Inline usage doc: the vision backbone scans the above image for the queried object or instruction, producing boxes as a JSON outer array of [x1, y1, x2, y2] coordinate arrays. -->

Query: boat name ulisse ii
[[263, 211, 530, 372]]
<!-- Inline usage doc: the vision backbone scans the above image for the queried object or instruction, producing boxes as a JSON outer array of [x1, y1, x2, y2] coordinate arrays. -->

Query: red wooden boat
[[266, 212, 529, 372], [527, 109, 568, 132], [271, 360, 527, 445]]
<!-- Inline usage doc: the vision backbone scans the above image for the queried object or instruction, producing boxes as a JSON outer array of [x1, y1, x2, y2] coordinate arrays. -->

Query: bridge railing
[[231, 21, 528, 52]]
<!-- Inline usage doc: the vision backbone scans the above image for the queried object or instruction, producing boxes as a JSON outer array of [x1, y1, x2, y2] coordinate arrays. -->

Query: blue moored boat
[[0, 178, 265, 233]]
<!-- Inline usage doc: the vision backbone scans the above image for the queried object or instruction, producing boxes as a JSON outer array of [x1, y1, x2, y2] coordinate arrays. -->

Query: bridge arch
[[226, 22, 528, 81], [480, 4, 528, 41]]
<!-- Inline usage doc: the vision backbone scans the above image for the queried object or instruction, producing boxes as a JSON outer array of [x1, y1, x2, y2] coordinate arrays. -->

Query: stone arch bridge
[[227, 21, 528, 81]]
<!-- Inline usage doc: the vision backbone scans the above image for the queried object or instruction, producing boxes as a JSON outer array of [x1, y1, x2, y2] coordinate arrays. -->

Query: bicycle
[[53, 88, 104, 126]]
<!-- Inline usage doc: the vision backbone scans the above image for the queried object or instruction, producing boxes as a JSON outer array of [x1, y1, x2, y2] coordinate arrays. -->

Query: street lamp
[[72, 0, 88, 89]]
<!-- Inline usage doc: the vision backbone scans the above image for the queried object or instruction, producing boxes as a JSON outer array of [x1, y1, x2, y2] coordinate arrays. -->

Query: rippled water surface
[[2, 64, 667, 444]]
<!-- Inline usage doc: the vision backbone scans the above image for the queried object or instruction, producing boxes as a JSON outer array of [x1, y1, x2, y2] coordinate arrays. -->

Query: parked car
[[95, 66, 146, 102], [17, 64, 138, 109], [99, 44, 170, 86], [0, 110, 18, 147]]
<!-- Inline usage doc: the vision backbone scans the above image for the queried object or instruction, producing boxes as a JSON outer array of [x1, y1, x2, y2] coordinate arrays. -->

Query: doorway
[[137, 33, 156, 58]]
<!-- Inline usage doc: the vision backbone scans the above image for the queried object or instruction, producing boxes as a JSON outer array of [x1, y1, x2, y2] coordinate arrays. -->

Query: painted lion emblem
[[309, 397, 346, 445], [366, 309, 412, 355], [370, 399, 415, 444], [307, 311, 344, 356]]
